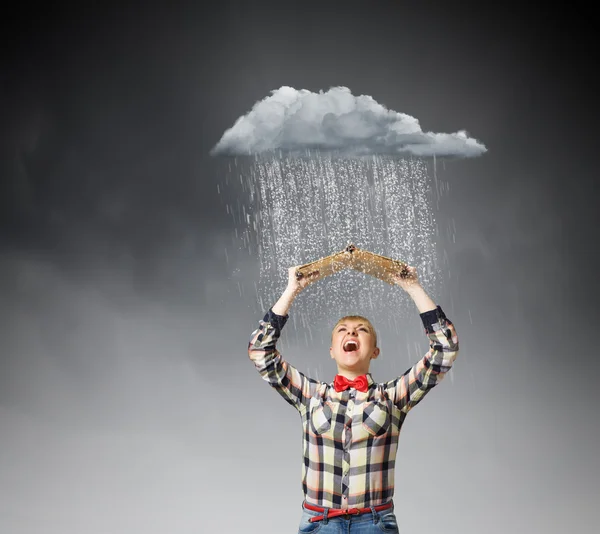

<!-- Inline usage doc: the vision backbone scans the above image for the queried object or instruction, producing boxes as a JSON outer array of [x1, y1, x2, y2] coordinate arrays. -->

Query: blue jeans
[[297, 501, 399, 533]]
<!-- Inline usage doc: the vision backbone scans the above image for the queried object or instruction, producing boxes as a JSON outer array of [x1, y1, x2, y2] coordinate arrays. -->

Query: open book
[[295, 244, 409, 286]]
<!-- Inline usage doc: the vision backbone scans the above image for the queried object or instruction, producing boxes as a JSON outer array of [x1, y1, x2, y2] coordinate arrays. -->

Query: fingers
[[400, 265, 417, 279], [288, 266, 321, 293], [290, 266, 304, 281], [392, 264, 418, 287], [299, 269, 321, 287], [294, 266, 321, 280], [395, 263, 414, 277]]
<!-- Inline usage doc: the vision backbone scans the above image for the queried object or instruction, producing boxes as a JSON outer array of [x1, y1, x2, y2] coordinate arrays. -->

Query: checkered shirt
[[248, 305, 459, 510]]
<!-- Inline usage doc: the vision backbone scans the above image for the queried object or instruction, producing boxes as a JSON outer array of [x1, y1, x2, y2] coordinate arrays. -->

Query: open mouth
[[343, 340, 360, 352]]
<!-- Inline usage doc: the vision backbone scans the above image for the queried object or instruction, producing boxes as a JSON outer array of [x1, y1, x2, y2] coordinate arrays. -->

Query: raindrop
[[220, 151, 445, 327]]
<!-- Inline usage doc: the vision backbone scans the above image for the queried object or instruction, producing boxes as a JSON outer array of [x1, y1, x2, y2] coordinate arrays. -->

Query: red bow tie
[[333, 374, 369, 392]]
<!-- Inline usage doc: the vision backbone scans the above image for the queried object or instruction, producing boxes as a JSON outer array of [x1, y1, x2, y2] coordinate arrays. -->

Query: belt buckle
[[343, 509, 361, 519]]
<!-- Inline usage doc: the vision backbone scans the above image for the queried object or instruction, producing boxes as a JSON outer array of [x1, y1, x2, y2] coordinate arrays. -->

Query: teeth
[[344, 340, 358, 351]]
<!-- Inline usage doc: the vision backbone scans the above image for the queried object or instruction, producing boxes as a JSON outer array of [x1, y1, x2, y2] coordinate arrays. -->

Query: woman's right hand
[[286, 266, 322, 296]]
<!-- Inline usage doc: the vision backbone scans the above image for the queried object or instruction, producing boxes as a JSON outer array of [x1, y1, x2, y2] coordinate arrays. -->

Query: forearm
[[248, 309, 315, 410], [391, 304, 458, 412], [272, 288, 299, 316], [404, 284, 437, 314]]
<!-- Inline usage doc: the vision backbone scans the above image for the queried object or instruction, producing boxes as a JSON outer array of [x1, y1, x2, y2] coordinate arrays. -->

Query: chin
[[342, 357, 364, 367]]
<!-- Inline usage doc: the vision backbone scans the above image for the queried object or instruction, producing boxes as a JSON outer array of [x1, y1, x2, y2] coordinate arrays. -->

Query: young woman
[[248, 265, 459, 533]]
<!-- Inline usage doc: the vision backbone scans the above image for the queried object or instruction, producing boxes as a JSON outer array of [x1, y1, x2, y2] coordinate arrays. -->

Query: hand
[[391, 264, 421, 292], [286, 266, 322, 296]]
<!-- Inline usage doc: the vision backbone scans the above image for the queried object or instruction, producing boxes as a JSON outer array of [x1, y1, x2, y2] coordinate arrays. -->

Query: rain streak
[[220, 152, 443, 331]]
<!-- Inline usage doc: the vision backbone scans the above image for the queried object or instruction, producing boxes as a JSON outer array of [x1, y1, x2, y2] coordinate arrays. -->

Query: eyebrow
[[337, 324, 369, 329]]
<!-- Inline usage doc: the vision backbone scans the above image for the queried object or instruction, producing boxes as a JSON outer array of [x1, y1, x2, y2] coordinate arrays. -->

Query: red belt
[[304, 500, 393, 523]]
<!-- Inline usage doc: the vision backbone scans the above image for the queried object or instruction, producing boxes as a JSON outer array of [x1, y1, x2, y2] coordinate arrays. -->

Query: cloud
[[211, 86, 486, 158]]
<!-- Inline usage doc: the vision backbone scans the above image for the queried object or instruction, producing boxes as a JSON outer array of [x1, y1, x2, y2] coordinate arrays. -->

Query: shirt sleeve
[[248, 308, 322, 413], [385, 305, 459, 413]]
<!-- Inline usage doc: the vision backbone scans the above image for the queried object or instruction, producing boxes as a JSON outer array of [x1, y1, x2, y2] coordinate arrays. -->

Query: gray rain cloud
[[211, 86, 487, 158]]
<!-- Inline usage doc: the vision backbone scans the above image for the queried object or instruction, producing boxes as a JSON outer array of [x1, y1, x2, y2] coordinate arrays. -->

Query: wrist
[[273, 288, 298, 317], [402, 282, 424, 296], [406, 284, 437, 313], [284, 286, 300, 299]]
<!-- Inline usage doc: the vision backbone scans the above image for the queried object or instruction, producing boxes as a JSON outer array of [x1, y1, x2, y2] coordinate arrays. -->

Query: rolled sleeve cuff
[[265, 308, 289, 331], [419, 305, 447, 333]]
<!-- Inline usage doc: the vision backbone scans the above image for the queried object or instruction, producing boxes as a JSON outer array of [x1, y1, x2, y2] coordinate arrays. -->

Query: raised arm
[[393, 264, 437, 313], [272, 266, 319, 315], [248, 266, 324, 412], [385, 265, 459, 413]]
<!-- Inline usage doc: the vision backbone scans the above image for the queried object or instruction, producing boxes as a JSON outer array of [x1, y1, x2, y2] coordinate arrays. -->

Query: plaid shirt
[[248, 305, 459, 510]]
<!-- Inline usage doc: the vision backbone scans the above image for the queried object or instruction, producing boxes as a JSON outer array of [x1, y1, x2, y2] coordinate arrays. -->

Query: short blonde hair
[[332, 315, 377, 347]]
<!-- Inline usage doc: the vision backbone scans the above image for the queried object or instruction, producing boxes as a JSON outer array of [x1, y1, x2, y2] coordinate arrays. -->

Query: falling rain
[[219, 151, 443, 333]]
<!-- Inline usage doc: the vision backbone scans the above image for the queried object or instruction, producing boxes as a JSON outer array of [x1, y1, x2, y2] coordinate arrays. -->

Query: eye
[[359, 327, 368, 332]]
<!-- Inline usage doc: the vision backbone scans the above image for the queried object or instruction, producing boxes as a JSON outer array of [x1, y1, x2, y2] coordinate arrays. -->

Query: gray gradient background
[[1, 2, 598, 533]]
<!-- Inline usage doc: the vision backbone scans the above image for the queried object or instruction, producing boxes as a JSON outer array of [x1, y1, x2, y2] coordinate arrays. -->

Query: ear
[[330, 347, 334, 359], [371, 347, 380, 360]]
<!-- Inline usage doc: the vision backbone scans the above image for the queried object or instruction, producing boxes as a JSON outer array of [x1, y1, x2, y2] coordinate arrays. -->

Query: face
[[330, 319, 380, 377]]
